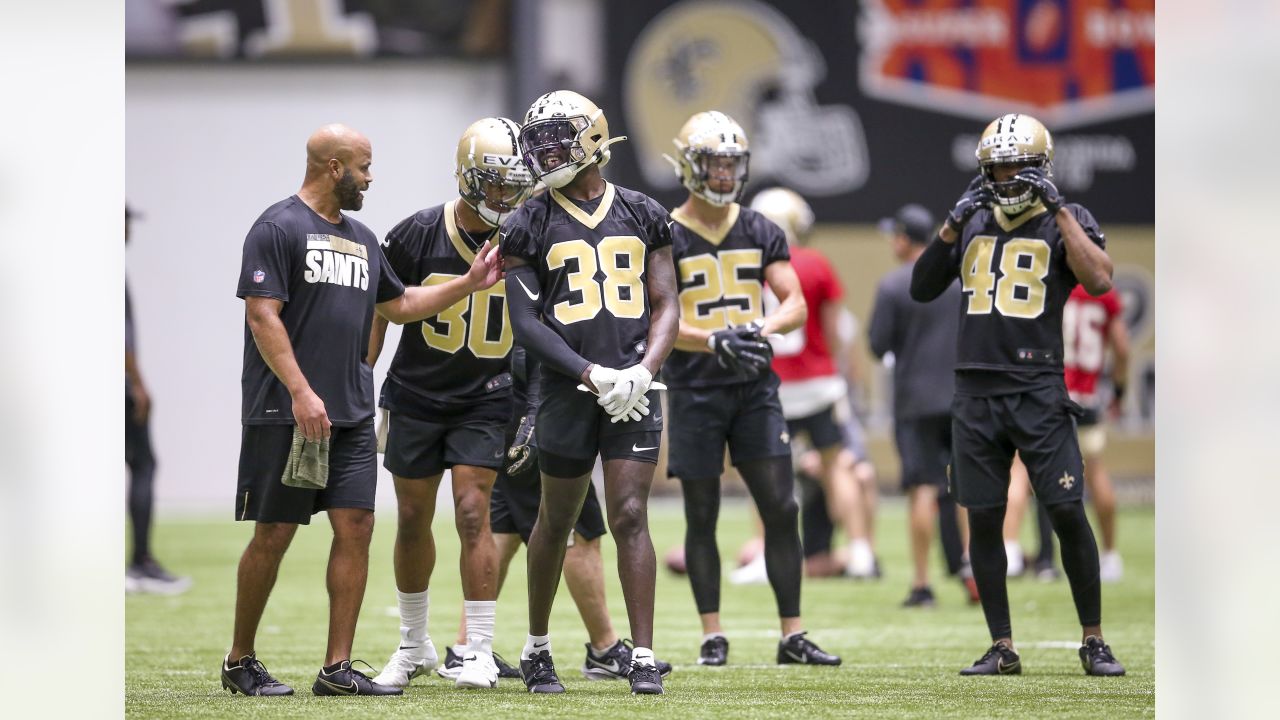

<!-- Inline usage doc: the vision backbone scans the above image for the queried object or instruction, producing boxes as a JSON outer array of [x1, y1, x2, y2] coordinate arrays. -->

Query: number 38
[[547, 236, 647, 325]]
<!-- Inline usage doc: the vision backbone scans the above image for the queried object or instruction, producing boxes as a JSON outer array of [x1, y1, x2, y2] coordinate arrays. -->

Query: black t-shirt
[[867, 262, 959, 419], [237, 195, 405, 426], [663, 204, 790, 388], [499, 182, 673, 391], [378, 201, 512, 419], [944, 203, 1105, 395]]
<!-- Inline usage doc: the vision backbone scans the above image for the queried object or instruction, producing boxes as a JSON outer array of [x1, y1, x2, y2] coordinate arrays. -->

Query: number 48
[[961, 236, 1051, 319]]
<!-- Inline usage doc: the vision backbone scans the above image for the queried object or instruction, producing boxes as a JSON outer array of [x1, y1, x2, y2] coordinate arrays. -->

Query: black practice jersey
[[500, 182, 673, 384], [930, 203, 1105, 395], [664, 204, 790, 388], [237, 195, 405, 426], [378, 201, 512, 418]]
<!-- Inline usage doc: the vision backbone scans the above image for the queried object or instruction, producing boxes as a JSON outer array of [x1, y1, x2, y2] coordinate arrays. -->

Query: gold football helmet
[[665, 111, 750, 206], [976, 113, 1055, 216], [455, 117, 535, 227], [624, 0, 867, 196], [749, 186, 813, 246], [519, 90, 626, 189]]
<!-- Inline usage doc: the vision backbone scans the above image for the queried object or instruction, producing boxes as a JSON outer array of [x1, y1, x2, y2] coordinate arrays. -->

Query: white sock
[[397, 589, 429, 648], [1005, 541, 1025, 575], [523, 634, 551, 660], [849, 539, 875, 573], [702, 632, 725, 642], [631, 646, 655, 667], [464, 600, 496, 655]]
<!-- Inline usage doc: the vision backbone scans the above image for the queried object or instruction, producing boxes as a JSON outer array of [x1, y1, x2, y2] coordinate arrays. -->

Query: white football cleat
[[729, 553, 768, 585], [455, 650, 499, 689], [1099, 551, 1124, 583], [372, 638, 438, 688]]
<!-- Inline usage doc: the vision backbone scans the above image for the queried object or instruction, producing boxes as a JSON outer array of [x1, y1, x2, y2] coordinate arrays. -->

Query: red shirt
[[772, 246, 842, 382], [1062, 284, 1122, 403]]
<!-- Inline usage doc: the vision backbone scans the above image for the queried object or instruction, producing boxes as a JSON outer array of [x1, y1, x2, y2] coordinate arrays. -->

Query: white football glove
[[585, 365, 619, 397], [599, 365, 653, 422]]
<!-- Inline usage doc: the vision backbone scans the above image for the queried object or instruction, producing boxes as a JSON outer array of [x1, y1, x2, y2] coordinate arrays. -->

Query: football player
[[500, 90, 679, 695], [911, 114, 1126, 676], [368, 117, 534, 691], [662, 111, 840, 668], [1063, 283, 1131, 581]]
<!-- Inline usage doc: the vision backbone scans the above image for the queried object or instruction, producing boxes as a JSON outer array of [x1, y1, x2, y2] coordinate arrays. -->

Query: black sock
[[679, 476, 723, 615], [937, 489, 965, 576], [738, 456, 803, 618], [323, 660, 347, 673], [967, 505, 1013, 640], [1045, 501, 1102, 627]]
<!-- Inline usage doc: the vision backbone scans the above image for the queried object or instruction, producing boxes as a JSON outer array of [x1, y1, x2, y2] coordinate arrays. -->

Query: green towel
[[281, 427, 329, 490]]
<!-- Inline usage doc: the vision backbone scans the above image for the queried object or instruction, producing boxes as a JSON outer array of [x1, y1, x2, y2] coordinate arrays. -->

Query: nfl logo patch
[[253, 270, 265, 283]]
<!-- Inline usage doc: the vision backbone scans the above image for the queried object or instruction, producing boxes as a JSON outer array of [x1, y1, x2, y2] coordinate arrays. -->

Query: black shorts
[[236, 421, 378, 525], [490, 455, 607, 543], [950, 384, 1086, 509], [382, 404, 505, 478], [786, 403, 845, 452], [894, 414, 952, 490], [535, 381, 663, 478], [667, 373, 791, 479]]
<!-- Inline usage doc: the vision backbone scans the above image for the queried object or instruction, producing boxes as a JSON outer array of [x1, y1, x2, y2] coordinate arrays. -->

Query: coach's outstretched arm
[[639, 245, 680, 376], [503, 256, 596, 386], [377, 240, 503, 324]]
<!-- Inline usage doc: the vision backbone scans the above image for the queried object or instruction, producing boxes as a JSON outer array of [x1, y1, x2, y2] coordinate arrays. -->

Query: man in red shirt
[[752, 187, 879, 579], [1063, 285, 1130, 581]]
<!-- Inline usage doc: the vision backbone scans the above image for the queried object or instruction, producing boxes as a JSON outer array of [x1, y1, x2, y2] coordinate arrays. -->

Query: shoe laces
[[243, 657, 277, 686], [629, 660, 659, 683], [1086, 639, 1117, 663], [976, 642, 1012, 665], [527, 651, 557, 682]]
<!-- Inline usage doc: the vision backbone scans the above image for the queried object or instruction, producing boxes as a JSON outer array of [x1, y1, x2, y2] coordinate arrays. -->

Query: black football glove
[[505, 413, 535, 475], [709, 325, 773, 376], [1013, 167, 1063, 213], [947, 175, 995, 231]]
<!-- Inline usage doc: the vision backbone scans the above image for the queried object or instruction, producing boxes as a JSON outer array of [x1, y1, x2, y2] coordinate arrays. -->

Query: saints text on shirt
[[304, 233, 370, 290]]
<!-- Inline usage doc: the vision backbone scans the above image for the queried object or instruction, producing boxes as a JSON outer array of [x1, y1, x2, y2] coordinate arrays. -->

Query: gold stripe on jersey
[[550, 182, 617, 229], [670, 203, 741, 246], [443, 199, 498, 264], [992, 202, 1049, 232], [305, 233, 369, 259]]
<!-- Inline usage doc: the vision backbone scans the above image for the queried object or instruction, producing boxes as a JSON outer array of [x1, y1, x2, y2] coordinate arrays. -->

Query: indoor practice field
[[126, 498, 1154, 718]]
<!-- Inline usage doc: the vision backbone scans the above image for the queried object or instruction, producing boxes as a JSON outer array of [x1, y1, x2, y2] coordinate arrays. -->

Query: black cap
[[878, 203, 934, 245]]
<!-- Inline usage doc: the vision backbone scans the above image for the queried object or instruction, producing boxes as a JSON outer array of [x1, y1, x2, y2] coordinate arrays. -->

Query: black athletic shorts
[[786, 403, 845, 452], [950, 384, 1086, 509], [535, 379, 663, 478], [236, 421, 377, 525], [382, 401, 506, 478], [894, 414, 952, 490], [667, 372, 791, 479], [490, 455, 607, 543]]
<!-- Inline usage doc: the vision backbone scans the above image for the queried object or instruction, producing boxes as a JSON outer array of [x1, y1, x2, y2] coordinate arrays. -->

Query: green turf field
[[126, 498, 1153, 718]]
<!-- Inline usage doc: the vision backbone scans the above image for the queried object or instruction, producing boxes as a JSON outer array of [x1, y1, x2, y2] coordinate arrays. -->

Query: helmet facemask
[[519, 116, 593, 189], [683, 147, 750, 206], [459, 163, 534, 227], [980, 156, 1052, 217]]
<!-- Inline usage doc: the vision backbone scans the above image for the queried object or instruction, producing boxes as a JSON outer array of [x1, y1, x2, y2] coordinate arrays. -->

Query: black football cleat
[[520, 650, 565, 693], [221, 653, 294, 696], [628, 661, 664, 695], [583, 639, 673, 680], [698, 635, 729, 666], [777, 632, 841, 666], [960, 642, 1022, 676], [1080, 636, 1126, 676], [902, 586, 937, 608], [493, 651, 522, 679], [312, 660, 403, 696]]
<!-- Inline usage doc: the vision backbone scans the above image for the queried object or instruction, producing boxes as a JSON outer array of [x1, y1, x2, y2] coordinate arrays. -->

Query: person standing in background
[[867, 203, 973, 607], [125, 205, 192, 596]]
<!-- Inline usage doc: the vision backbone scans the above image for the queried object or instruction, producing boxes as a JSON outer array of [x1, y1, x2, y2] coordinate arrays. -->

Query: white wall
[[126, 61, 506, 513]]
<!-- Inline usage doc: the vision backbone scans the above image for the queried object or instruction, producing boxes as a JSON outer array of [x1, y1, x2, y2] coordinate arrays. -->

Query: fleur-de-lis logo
[[1059, 471, 1076, 490]]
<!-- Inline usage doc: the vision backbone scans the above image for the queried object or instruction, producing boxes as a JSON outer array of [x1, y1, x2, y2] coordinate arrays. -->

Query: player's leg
[[1015, 386, 1124, 676], [1003, 455, 1030, 577], [125, 395, 154, 567], [1080, 422, 1121, 580], [842, 407, 881, 569], [223, 424, 308, 696], [896, 417, 937, 605], [951, 395, 1021, 676], [450, 463, 502, 688], [323, 507, 375, 665], [373, 411, 448, 687]]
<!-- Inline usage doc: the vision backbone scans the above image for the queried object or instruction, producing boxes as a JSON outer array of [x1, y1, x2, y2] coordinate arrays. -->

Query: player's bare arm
[[503, 254, 599, 388], [641, 245, 679, 375], [761, 260, 807, 337], [1057, 209, 1114, 296], [244, 295, 330, 441], [376, 240, 503, 324], [1108, 312, 1131, 414], [367, 312, 390, 367]]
